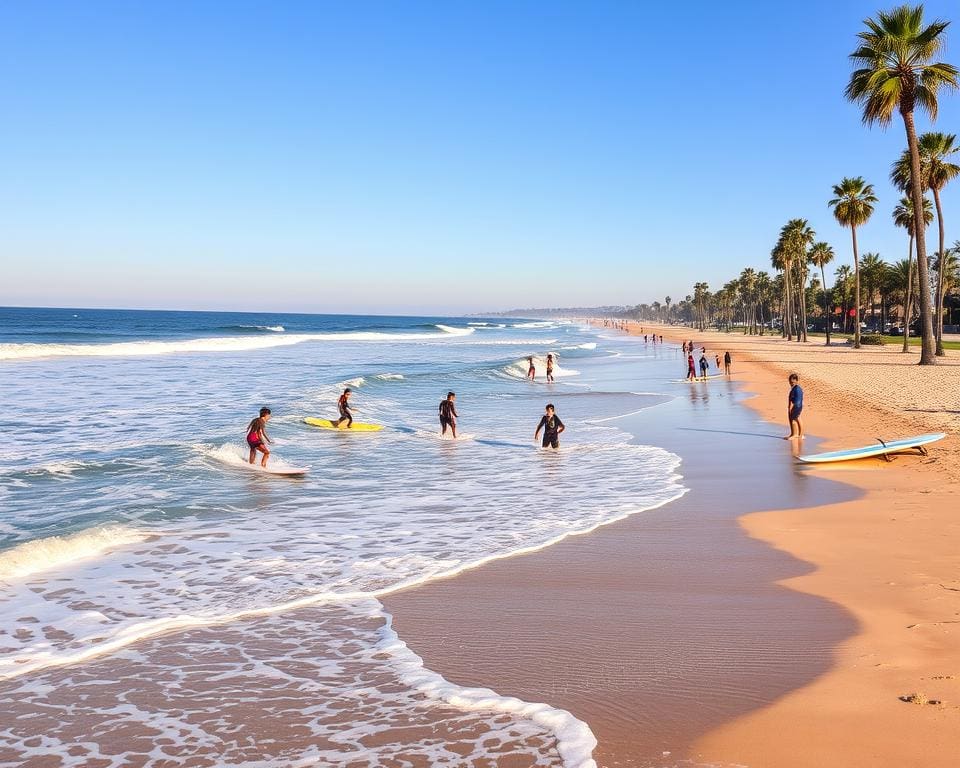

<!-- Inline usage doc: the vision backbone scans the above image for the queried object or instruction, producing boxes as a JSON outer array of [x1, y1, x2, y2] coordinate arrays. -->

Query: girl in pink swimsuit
[[246, 407, 272, 467]]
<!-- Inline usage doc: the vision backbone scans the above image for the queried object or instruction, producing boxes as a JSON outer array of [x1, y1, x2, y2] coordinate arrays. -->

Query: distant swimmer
[[246, 407, 273, 467], [334, 388, 354, 428], [527, 356, 536, 380], [724, 350, 732, 375], [439, 391, 459, 438], [785, 373, 804, 440], [686, 354, 697, 381], [546, 354, 555, 383], [699, 354, 709, 380], [535, 403, 565, 450]]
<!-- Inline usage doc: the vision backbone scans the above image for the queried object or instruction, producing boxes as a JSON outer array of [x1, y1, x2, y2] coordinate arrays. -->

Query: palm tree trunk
[[820, 264, 831, 346], [933, 187, 946, 355], [851, 225, 861, 349], [903, 234, 914, 353], [903, 110, 936, 364]]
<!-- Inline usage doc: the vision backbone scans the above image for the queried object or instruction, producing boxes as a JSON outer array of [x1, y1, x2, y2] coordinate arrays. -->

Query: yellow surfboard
[[304, 417, 384, 432]]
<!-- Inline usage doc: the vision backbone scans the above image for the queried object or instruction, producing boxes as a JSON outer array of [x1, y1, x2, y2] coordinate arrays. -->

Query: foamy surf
[[0, 325, 475, 361], [0, 525, 148, 581]]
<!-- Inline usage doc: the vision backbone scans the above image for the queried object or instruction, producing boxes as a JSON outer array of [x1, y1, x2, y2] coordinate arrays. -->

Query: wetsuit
[[537, 413, 564, 449], [789, 384, 804, 421], [336, 394, 353, 427], [699, 356, 708, 377], [439, 399, 458, 430]]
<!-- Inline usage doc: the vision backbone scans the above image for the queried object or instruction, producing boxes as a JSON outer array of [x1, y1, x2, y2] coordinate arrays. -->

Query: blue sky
[[2, 1, 959, 314]]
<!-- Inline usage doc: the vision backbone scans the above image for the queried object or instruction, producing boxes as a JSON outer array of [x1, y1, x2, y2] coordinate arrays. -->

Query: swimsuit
[[247, 432, 262, 448]]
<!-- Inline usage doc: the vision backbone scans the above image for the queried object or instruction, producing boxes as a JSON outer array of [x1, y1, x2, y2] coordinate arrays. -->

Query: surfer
[[686, 354, 697, 380], [246, 407, 273, 467], [546, 354, 555, 383], [785, 373, 804, 440], [698, 353, 709, 380], [535, 403, 565, 450], [334, 388, 354, 428], [527, 357, 536, 380], [724, 350, 732, 375], [439, 391, 458, 438]]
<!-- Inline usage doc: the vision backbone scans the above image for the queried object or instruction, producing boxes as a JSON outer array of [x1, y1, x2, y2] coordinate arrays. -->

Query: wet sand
[[385, 347, 861, 766]]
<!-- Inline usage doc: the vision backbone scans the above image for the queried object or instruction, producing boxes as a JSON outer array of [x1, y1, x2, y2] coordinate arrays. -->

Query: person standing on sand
[[527, 356, 536, 380], [246, 407, 273, 467], [699, 353, 709, 380], [686, 354, 697, 381], [439, 391, 458, 438], [546, 354, 555, 383], [534, 403, 565, 450], [785, 373, 804, 440], [715, 353, 721, 371], [724, 351, 731, 375]]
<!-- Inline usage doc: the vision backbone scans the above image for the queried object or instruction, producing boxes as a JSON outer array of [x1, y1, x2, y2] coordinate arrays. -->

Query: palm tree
[[835, 264, 853, 333], [756, 271, 772, 335], [829, 178, 876, 348], [891, 194, 933, 351], [859, 252, 886, 329], [665, 295, 672, 323], [921, 134, 960, 352], [892, 133, 960, 353], [846, 4, 958, 364], [809, 242, 835, 344]]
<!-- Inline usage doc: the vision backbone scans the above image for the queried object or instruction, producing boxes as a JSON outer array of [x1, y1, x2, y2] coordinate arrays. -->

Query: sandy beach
[[386, 325, 960, 767]]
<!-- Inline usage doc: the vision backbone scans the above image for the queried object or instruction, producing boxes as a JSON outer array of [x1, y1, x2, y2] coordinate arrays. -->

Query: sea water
[[0, 308, 686, 767]]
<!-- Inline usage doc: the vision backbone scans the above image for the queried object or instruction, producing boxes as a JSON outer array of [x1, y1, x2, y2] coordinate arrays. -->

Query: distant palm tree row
[[642, 5, 960, 365]]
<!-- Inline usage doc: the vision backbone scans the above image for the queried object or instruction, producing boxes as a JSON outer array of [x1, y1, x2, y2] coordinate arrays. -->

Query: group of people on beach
[[683, 341, 732, 381]]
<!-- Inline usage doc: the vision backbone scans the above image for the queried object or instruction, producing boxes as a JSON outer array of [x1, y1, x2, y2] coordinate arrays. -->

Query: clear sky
[[2, 1, 959, 314]]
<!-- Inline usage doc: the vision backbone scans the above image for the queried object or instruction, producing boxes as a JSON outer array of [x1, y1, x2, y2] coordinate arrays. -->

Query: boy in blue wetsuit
[[786, 373, 804, 440]]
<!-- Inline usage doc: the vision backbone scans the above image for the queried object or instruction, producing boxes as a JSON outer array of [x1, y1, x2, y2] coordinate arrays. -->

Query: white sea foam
[[0, 326, 475, 361], [379, 609, 597, 768], [0, 525, 148, 581], [375, 373, 405, 380], [513, 321, 558, 329]]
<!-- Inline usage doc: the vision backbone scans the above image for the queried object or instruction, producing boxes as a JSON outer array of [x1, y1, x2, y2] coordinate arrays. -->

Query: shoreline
[[642, 323, 960, 766], [385, 330, 862, 766], [385, 322, 960, 767]]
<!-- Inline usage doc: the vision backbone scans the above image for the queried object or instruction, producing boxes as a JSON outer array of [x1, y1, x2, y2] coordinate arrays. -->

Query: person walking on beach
[[334, 388, 354, 428], [535, 403, 565, 450], [724, 351, 732, 375], [785, 373, 804, 440], [715, 353, 721, 371], [527, 356, 536, 380], [439, 391, 458, 438], [246, 407, 273, 467], [686, 354, 697, 381], [698, 353, 709, 380], [546, 354, 555, 383]]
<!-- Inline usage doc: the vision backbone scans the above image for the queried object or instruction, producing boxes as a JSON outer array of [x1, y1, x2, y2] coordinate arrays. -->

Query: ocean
[[0, 308, 687, 767]]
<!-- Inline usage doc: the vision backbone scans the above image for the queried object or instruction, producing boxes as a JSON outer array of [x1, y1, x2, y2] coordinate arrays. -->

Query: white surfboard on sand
[[797, 433, 946, 464]]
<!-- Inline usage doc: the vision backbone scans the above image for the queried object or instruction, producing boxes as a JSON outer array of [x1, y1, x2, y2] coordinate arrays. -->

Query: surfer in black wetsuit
[[334, 388, 353, 428], [439, 391, 458, 438], [535, 403, 565, 450]]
